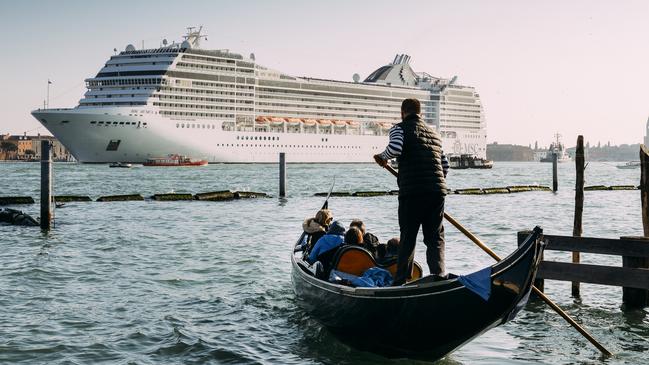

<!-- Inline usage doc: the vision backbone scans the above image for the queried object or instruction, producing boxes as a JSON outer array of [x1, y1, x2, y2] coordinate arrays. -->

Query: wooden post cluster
[[40, 140, 52, 231], [572, 135, 584, 297], [552, 152, 558, 192], [279, 152, 286, 198]]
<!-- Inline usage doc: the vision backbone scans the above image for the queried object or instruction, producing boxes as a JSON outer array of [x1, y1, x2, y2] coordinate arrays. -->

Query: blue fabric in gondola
[[329, 267, 393, 287], [458, 267, 492, 301]]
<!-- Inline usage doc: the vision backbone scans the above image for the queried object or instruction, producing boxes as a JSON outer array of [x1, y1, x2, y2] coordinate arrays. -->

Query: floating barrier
[[455, 188, 484, 195], [151, 193, 194, 201], [585, 185, 639, 191], [352, 191, 391, 197], [483, 188, 510, 194], [0, 196, 35, 205], [314, 192, 352, 197], [506, 186, 533, 193], [194, 190, 235, 201], [584, 185, 608, 191], [234, 191, 268, 199], [609, 185, 637, 191], [53, 195, 92, 202], [96, 194, 145, 202]]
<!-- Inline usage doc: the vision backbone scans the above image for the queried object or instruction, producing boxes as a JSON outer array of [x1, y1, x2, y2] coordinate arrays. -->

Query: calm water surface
[[0, 161, 646, 364]]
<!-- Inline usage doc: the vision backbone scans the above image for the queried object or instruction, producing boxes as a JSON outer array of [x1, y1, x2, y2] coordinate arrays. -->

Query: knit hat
[[327, 220, 346, 235]]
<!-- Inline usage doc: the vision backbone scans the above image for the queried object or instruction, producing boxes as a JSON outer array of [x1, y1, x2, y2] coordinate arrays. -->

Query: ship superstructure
[[32, 27, 487, 163]]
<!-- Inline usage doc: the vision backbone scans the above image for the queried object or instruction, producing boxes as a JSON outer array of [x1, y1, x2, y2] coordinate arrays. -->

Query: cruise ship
[[32, 27, 487, 163]]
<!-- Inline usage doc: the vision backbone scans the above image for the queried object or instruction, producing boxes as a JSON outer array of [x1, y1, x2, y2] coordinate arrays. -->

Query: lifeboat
[[255, 116, 269, 124], [379, 122, 394, 129], [287, 118, 302, 126], [346, 120, 360, 128], [303, 119, 318, 127], [270, 117, 287, 126], [318, 119, 332, 126], [333, 120, 347, 127]]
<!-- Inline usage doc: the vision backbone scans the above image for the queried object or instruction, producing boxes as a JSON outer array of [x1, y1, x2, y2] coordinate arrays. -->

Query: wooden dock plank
[[542, 234, 649, 257], [538, 261, 649, 290]]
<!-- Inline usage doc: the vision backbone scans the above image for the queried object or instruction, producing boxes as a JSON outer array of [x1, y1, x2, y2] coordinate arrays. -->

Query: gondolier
[[374, 98, 449, 285]]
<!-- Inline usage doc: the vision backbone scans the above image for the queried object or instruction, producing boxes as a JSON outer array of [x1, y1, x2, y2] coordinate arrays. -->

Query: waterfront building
[[32, 27, 487, 163], [0, 134, 72, 161]]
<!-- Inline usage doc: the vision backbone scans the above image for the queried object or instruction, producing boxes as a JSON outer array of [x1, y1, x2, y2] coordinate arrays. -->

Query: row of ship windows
[[256, 87, 428, 103], [215, 143, 362, 149], [161, 111, 234, 118], [182, 55, 237, 64], [88, 78, 164, 87], [256, 102, 397, 114], [153, 102, 254, 111], [176, 63, 255, 74], [160, 87, 252, 96], [158, 95, 254, 104], [192, 81, 254, 90], [176, 123, 216, 129], [89, 120, 148, 127]]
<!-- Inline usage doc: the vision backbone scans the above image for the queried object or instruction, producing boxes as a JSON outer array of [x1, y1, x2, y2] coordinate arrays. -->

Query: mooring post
[[623, 145, 649, 308], [279, 152, 286, 198], [552, 151, 558, 192], [572, 135, 584, 297], [40, 140, 52, 230]]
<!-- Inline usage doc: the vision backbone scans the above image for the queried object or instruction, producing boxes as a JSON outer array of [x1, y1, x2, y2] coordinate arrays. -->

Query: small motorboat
[[449, 154, 494, 169], [109, 162, 133, 168], [143, 155, 208, 167], [292, 211, 545, 360], [616, 161, 640, 169]]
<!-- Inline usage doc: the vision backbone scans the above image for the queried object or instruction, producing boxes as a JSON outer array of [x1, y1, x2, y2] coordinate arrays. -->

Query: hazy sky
[[0, 0, 647, 147]]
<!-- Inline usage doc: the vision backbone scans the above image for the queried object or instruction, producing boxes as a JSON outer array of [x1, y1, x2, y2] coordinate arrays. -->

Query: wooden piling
[[279, 152, 286, 198], [572, 135, 584, 297], [552, 152, 558, 192], [624, 145, 649, 308], [40, 140, 52, 230]]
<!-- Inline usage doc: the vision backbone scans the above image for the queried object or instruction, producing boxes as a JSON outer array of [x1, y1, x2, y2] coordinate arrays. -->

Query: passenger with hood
[[307, 221, 346, 268], [302, 209, 333, 251], [350, 219, 380, 257]]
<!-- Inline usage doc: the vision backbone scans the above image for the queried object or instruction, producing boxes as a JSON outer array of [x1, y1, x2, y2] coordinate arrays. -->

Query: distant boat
[[449, 154, 494, 169], [109, 162, 133, 168], [143, 154, 208, 167], [616, 161, 640, 169], [540, 133, 571, 163]]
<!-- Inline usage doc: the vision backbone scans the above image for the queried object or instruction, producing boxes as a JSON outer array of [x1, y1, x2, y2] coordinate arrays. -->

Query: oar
[[294, 178, 336, 251], [382, 164, 612, 357]]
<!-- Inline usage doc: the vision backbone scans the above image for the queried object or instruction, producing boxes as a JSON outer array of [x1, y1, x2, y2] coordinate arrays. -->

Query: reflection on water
[[0, 162, 645, 364]]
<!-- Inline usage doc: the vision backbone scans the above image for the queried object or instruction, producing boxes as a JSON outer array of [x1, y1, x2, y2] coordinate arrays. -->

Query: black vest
[[397, 114, 448, 196]]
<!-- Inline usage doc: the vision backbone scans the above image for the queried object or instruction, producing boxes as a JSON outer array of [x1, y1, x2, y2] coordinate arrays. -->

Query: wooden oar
[[382, 164, 612, 357]]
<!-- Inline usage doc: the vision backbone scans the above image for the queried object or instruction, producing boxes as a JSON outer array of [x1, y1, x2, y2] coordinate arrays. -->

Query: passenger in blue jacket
[[307, 221, 346, 265]]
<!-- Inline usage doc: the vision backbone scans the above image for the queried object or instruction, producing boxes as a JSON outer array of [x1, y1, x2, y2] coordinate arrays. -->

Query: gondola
[[291, 220, 545, 360]]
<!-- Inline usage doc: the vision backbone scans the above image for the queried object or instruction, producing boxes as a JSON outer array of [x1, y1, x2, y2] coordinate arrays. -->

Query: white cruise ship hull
[[32, 108, 390, 163]]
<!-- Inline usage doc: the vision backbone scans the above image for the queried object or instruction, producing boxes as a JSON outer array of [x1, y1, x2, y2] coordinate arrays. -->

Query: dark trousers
[[394, 193, 445, 285]]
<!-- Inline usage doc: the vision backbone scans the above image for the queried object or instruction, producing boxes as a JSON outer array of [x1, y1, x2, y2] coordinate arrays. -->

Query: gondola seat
[[331, 245, 424, 282]]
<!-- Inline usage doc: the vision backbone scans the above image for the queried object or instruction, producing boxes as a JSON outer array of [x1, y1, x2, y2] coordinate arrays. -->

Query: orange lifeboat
[[270, 117, 287, 126], [333, 120, 347, 127], [318, 119, 332, 126], [255, 116, 269, 124], [347, 120, 360, 128], [287, 117, 302, 126], [303, 118, 317, 126], [380, 122, 394, 129]]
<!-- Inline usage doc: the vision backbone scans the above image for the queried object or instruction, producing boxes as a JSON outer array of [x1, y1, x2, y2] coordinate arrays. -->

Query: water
[[0, 161, 646, 364]]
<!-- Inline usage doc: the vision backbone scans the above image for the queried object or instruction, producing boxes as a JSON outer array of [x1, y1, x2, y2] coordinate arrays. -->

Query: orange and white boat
[[333, 120, 347, 127], [303, 119, 318, 127], [143, 154, 208, 167], [287, 117, 302, 126], [347, 120, 360, 128], [317, 119, 332, 126], [269, 117, 287, 126]]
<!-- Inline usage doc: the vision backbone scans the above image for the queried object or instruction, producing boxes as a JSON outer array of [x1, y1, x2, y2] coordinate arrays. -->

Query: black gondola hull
[[291, 227, 544, 360]]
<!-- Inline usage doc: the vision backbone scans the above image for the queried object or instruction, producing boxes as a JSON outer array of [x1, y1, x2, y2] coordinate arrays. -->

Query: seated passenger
[[302, 209, 333, 251], [377, 237, 400, 265], [344, 226, 364, 246], [349, 219, 379, 256], [307, 221, 346, 266]]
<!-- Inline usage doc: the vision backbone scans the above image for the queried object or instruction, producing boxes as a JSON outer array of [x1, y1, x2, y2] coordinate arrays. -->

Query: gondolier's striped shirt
[[380, 125, 449, 177]]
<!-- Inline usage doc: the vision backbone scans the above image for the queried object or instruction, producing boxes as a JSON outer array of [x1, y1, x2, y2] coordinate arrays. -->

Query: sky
[[0, 0, 647, 147]]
